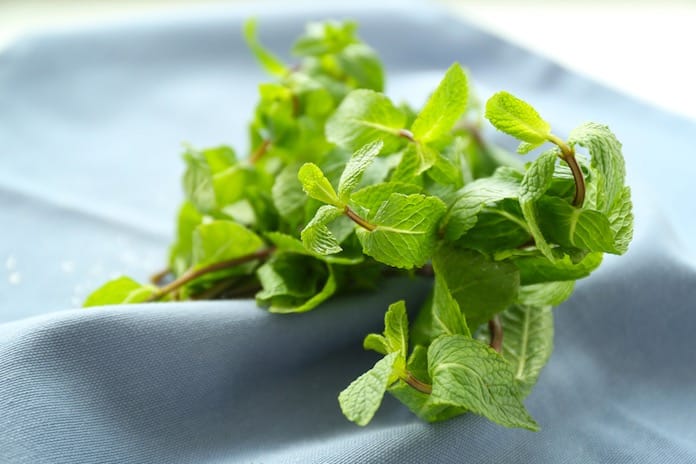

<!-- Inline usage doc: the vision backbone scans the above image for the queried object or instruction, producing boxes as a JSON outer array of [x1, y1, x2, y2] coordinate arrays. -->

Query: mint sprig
[[85, 19, 634, 431]]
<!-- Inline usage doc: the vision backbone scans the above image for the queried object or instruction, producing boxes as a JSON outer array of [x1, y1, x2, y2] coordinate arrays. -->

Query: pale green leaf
[[608, 186, 634, 255], [336, 43, 384, 91], [568, 122, 626, 214], [300, 205, 344, 255], [192, 220, 264, 267], [326, 89, 407, 153], [517, 281, 575, 307], [243, 19, 288, 77], [499, 305, 554, 397], [428, 335, 539, 430], [168, 201, 203, 276], [351, 182, 421, 211], [485, 91, 551, 145], [356, 193, 446, 269], [271, 163, 306, 226], [338, 352, 399, 426], [265, 231, 363, 265], [411, 63, 468, 143], [443, 176, 521, 241], [338, 140, 384, 200], [83, 276, 155, 307], [298, 163, 341, 206], [520, 150, 559, 259]]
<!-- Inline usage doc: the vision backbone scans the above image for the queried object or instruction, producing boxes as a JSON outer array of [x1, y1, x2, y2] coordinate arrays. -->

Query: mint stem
[[149, 267, 171, 285], [344, 206, 376, 231], [149, 247, 275, 301], [548, 134, 585, 207], [249, 139, 271, 164], [398, 128, 415, 143], [403, 371, 432, 394], [488, 315, 503, 353]]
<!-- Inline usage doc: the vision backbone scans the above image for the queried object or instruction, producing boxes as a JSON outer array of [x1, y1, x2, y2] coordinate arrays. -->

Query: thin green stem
[[249, 139, 271, 164], [344, 206, 376, 231], [149, 247, 275, 301], [403, 371, 432, 395], [548, 134, 585, 207]]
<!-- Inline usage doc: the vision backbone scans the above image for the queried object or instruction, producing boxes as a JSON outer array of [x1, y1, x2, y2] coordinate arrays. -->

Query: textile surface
[[1, 3, 694, 463]]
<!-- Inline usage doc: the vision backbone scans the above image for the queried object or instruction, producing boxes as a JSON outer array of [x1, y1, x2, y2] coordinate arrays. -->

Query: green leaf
[[485, 91, 551, 148], [514, 252, 603, 285], [351, 182, 421, 211], [428, 335, 539, 430], [414, 143, 439, 175], [326, 89, 407, 153], [517, 281, 575, 307], [433, 246, 519, 329], [519, 149, 559, 259], [411, 63, 468, 143], [265, 231, 363, 265], [443, 176, 521, 241], [338, 140, 384, 200], [338, 351, 400, 426], [168, 201, 203, 276], [355, 193, 446, 269], [363, 300, 409, 357], [293, 20, 358, 56], [272, 163, 306, 227], [336, 43, 384, 91], [243, 19, 288, 77], [608, 186, 633, 255], [456, 199, 531, 253], [412, 273, 470, 346], [83, 276, 155, 307], [568, 122, 626, 214], [537, 196, 618, 253], [256, 255, 336, 314], [298, 163, 341, 206], [499, 305, 554, 397], [192, 220, 264, 267], [300, 205, 344, 255]]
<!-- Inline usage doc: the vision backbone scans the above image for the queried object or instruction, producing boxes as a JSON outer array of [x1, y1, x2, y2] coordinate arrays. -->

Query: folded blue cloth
[[1, 3, 694, 462]]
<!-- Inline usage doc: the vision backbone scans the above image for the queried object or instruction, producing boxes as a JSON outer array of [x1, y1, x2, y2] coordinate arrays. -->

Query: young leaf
[[337, 140, 384, 200], [519, 149, 558, 259], [243, 19, 288, 77], [485, 91, 551, 151], [83, 276, 155, 307], [355, 193, 446, 269], [428, 334, 539, 431], [414, 143, 439, 175], [293, 20, 358, 56], [192, 220, 264, 267], [298, 163, 341, 207], [300, 205, 344, 255], [326, 89, 407, 153], [498, 305, 554, 397], [433, 246, 519, 329], [411, 63, 468, 143], [338, 351, 400, 426], [363, 300, 409, 357]]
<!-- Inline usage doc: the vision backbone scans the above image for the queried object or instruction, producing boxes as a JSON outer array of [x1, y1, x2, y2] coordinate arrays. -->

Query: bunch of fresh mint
[[84, 20, 633, 430]]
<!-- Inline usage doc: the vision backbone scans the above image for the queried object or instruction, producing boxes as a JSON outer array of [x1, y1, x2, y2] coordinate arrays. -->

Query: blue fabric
[[1, 2, 695, 462]]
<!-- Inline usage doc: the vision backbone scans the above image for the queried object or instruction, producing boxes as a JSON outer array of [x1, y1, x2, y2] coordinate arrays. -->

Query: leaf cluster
[[85, 20, 634, 430]]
